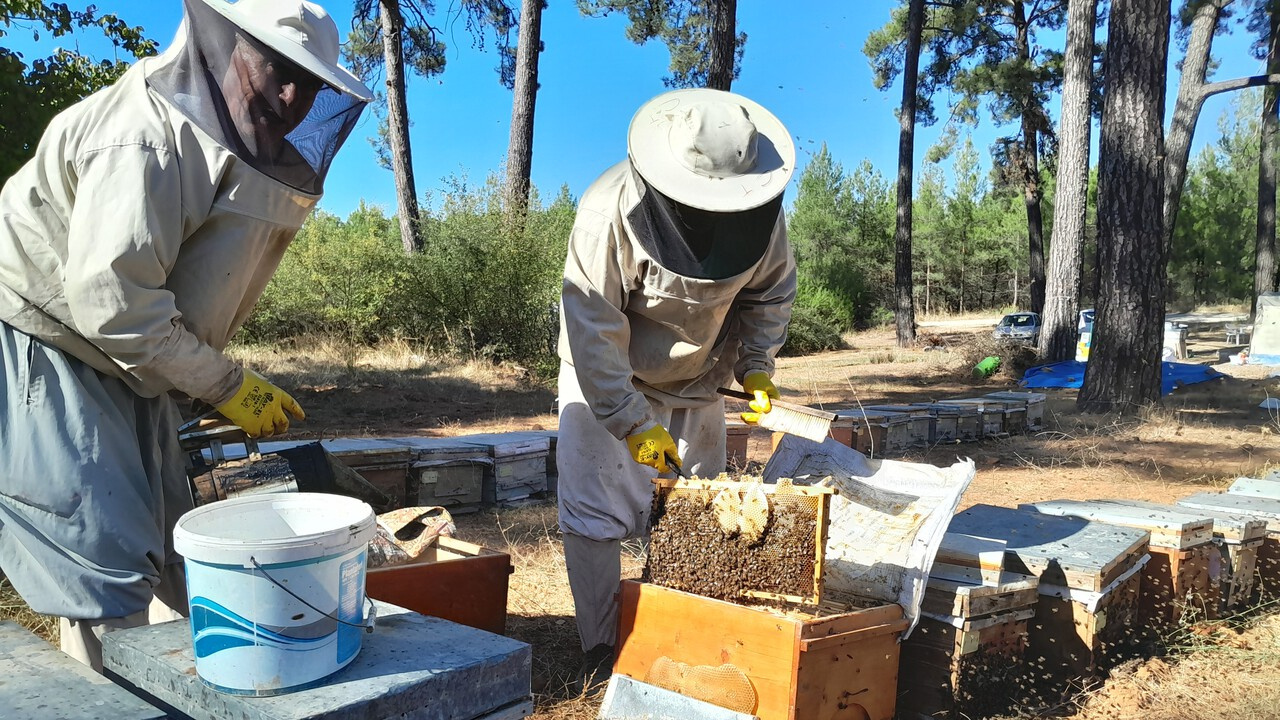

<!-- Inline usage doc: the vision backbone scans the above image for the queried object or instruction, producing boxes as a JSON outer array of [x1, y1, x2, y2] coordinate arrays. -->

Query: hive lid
[[1179, 492, 1280, 533], [453, 432, 551, 457], [947, 504, 1150, 592], [1089, 498, 1266, 544], [1023, 499, 1215, 550]]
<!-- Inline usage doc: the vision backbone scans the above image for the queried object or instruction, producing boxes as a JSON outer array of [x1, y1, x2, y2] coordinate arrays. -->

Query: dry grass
[[0, 576, 57, 644]]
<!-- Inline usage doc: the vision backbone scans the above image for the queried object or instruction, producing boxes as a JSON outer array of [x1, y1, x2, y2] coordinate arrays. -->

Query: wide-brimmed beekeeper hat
[[628, 88, 795, 213], [199, 0, 373, 102]]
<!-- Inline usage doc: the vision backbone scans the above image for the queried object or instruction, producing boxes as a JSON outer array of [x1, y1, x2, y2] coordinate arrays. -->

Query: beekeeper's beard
[[220, 37, 318, 165]]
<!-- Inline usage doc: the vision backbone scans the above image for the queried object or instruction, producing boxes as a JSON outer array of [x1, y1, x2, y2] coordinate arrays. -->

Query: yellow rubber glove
[[739, 371, 779, 425], [625, 424, 681, 473], [215, 369, 305, 438]]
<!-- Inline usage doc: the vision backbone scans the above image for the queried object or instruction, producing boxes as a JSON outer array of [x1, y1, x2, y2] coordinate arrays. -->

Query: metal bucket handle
[[249, 556, 377, 633]]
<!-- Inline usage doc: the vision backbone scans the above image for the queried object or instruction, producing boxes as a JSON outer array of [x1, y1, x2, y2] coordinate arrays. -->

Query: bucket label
[[337, 551, 366, 663]]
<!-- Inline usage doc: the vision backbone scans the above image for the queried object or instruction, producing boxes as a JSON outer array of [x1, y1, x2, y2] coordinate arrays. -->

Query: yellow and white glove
[[738, 371, 780, 425], [625, 424, 681, 473], [216, 368, 305, 438]]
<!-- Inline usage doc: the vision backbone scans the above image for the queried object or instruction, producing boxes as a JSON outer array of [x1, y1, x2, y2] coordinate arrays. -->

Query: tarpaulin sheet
[[762, 436, 974, 637], [1020, 360, 1223, 396]]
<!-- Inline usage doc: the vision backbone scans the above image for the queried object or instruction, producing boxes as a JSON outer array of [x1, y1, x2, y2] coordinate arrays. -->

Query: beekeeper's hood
[[626, 89, 796, 280], [148, 0, 372, 194]]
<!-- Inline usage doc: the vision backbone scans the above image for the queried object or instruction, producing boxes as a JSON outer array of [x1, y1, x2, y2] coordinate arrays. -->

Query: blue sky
[[4, 2, 1271, 218]]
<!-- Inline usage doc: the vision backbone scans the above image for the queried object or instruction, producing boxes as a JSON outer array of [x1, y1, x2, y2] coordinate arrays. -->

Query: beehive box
[[320, 438, 414, 508], [865, 405, 934, 447], [898, 554, 1039, 720], [947, 505, 1149, 685], [938, 399, 1008, 437], [725, 421, 752, 470], [522, 430, 559, 494], [964, 396, 1027, 435], [1180, 492, 1280, 601], [1024, 499, 1218, 624], [615, 581, 908, 720], [1092, 499, 1265, 614], [647, 477, 833, 605], [365, 537, 512, 635], [914, 403, 981, 442], [395, 437, 490, 514], [837, 409, 912, 456], [984, 391, 1047, 430], [455, 433, 550, 505]]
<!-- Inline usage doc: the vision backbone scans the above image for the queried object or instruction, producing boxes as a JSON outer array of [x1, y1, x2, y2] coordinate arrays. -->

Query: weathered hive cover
[[1022, 499, 1214, 550]]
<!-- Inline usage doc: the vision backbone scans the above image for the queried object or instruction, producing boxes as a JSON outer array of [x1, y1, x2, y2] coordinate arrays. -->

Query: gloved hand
[[215, 368, 305, 438], [625, 424, 681, 473], [739, 371, 780, 425]]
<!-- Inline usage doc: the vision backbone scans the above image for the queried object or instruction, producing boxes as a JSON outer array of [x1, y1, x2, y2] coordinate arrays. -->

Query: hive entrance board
[[646, 477, 834, 607]]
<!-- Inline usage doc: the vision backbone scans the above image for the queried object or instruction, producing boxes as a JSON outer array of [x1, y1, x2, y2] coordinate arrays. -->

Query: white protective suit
[[557, 160, 796, 650], [0, 0, 356, 663]]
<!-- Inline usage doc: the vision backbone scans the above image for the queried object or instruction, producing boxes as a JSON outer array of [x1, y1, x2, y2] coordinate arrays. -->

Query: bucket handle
[[250, 557, 378, 633]]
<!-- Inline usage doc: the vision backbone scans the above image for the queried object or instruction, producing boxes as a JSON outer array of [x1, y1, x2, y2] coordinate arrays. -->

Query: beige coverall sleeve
[[733, 212, 797, 383], [63, 144, 242, 404], [560, 213, 654, 440]]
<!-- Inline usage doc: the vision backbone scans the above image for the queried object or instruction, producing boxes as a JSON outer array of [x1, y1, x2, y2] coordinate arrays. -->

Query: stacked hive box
[[898, 533, 1039, 720], [456, 433, 550, 506], [838, 408, 912, 456], [1181, 488, 1280, 600], [865, 404, 934, 447], [320, 438, 414, 508], [724, 420, 752, 469], [913, 402, 981, 442], [1093, 499, 1266, 615], [983, 391, 1046, 430], [938, 399, 1008, 437], [1025, 500, 1218, 624], [964, 396, 1027, 434], [525, 430, 559, 494], [395, 437, 490, 514], [947, 505, 1149, 696]]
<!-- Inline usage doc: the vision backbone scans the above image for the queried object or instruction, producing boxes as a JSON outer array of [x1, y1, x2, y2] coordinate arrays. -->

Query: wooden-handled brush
[[717, 388, 835, 443]]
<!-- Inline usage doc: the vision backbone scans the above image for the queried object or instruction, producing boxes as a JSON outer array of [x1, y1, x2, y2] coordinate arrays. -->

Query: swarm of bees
[[646, 475, 818, 602]]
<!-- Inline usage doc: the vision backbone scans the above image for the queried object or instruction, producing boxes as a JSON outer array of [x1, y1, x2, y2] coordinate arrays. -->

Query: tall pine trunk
[[1039, 0, 1097, 362], [1078, 0, 1171, 414], [893, 0, 925, 347], [379, 0, 423, 254], [505, 0, 544, 219], [1257, 0, 1280, 315], [1163, 0, 1230, 253], [1014, 1, 1047, 315], [706, 0, 737, 91]]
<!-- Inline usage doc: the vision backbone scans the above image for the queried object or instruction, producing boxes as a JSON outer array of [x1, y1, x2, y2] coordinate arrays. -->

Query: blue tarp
[[1020, 360, 1224, 396]]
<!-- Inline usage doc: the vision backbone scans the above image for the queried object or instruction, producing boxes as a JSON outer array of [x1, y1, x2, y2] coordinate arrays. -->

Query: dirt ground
[[4, 317, 1279, 719]]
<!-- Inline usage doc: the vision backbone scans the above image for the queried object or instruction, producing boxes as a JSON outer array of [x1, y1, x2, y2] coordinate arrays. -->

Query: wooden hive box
[[455, 432, 550, 505], [725, 420, 752, 470], [615, 581, 908, 720], [898, 543, 1039, 720], [914, 403, 982, 442], [837, 409, 913, 457], [320, 438, 414, 508], [1179, 492, 1280, 601], [865, 404, 934, 447], [1093, 499, 1266, 614], [939, 399, 1012, 437], [524, 430, 559, 494], [946, 505, 1149, 688], [963, 396, 1028, 435], [365, 536, 512, 636], [983, 391, 1047, 431], [395, 437, 491, 514], [1023, 499, 1218, 624]]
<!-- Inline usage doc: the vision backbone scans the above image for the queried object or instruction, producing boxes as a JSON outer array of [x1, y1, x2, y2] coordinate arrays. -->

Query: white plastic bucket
[[173, 493, 377, 696]]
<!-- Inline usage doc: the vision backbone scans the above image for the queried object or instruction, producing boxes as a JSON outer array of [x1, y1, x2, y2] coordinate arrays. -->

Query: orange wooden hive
[[615, 580, 908, 720], [724, 421, 752, 470], [365, 536, 513, 635]]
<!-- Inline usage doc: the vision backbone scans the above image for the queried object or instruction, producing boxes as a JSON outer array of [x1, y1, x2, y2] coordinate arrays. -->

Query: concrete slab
[[0, 621, 165, 720], [103, 601, 531, 720]]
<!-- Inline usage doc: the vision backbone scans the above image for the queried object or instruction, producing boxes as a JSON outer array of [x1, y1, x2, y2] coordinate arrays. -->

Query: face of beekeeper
[[222, 34, 324, 160]]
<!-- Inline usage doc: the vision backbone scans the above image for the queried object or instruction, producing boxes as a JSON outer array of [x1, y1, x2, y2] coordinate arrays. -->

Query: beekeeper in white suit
[[0, 0, 369, 670], [557, 88, 797, 691]]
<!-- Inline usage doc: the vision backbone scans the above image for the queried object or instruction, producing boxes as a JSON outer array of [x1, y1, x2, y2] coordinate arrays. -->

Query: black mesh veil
[[147, 0, 366, 194]]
